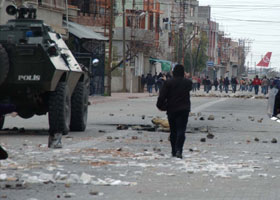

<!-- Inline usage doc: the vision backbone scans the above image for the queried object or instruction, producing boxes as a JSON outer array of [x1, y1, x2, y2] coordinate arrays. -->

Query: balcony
[[26, 0, 66, 11]]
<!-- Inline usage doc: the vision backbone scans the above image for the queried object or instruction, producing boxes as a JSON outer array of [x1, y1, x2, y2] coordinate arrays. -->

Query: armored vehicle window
[[30, 27, 42, 37]]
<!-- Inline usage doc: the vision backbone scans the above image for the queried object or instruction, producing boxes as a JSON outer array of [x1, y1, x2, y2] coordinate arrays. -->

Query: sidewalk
[[89, 92, 153, 105]]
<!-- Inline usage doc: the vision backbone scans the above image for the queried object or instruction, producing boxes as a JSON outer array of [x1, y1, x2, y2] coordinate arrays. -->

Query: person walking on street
[[205, 76, 211, 93], [231, 77, 238, 93], [140, 74, 146, 93], [153, 73, 158, 93], [156, 73, 166, 92], [146, 73, 155, 96], [261, 76, 269, 95], [249, 79, 253, 92], [214, 78, 219, 91], [219, 76, 224, 93], [192, 76, 198, 92], [224, 77, 230, 93], [202, 77, 207, 92], [197, 77, 201, 90], [253, 75, 261, 95], [156, 64, 192, 159]]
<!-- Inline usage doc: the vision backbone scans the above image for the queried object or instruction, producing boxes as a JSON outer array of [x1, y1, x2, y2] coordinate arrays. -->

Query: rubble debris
[[12, 127, 18, 131], [153, 147, 161, 152], [131, 125, 156, 132], [271, 138, 278, 143], [248, 116, 255, 121], [63, 192, 76, 198], [132, 136, 138, 140], [80, 173, 93, 184], [107, 136, 113, 140], [117, 125, 129, 130], [207, 133, 214, 139], [189, 112, 196, 117], [238, 175, 251, 180], [254, 137, 260, 142], [257, 118, 263, 123], [89, 191, 103, 196], [152, 118, 169, 128], [19, 128, 25, 133], [200, 138, 206, 142], [92, 178, 137, 186], [200, 127, 209, 133], [207, 115, 215, 120]]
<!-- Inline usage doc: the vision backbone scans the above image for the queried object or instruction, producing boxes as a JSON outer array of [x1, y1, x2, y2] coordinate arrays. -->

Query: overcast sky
[[198, 0, 280, 70]]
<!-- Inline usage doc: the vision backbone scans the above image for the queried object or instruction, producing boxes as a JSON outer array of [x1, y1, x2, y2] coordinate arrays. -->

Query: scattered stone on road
[[207, 133, 215, 139], [200, 138, 206, 142], [208, 115, 215, 120], [271, 138, 278, 143]]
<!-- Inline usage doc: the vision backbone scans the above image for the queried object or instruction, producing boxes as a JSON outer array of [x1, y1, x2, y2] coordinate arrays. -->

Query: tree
[[184, 32, 208, 76]]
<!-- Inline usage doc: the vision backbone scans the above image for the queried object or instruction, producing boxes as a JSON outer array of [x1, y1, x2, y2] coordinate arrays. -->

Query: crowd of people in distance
[[192, 75, 273, 95], [141, 72, 172, 96], [141, 72, 277, 96]]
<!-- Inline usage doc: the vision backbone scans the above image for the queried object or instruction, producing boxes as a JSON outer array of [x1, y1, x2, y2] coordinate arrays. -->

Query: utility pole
[[107, 0, 114, 96], [122, 0, 126, 92]]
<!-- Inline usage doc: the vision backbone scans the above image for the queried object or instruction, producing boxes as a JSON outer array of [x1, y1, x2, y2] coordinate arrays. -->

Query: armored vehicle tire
[[70, 82, 88, 131], [0, 116, 4, 130], [0, 44, 9, 86], [48, 82, 71, 135]]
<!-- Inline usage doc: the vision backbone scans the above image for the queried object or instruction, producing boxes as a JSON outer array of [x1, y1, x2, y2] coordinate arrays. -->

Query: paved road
[[1, 93, 280, 200]]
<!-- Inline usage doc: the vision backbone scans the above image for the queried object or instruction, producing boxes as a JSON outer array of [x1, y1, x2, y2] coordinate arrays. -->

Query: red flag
[[257, 52, 272, 67]]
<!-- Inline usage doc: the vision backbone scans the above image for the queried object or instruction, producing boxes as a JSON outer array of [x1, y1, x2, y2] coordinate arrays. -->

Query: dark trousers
[[254, 85, 259, 95], [168, 110, 189, 155]]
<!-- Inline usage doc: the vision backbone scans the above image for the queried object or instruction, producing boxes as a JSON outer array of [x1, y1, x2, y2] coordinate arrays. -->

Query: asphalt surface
[[1, 91, 280, 200]]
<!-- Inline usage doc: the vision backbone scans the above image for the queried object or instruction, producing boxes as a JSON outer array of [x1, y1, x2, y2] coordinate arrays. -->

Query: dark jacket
[[146, 74, 155, 86], [156, 77, 192, 113]]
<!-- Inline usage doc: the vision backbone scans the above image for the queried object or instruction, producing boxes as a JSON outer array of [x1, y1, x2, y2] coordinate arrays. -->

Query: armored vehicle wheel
[[48, 82, 71, 135], [70, 82, 88, 131], [0, 116, 4, 130], [0, 44, 9, 85]]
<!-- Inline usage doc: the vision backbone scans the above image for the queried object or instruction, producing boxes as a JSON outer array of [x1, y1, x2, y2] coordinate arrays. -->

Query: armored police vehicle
[[0, 4, 90, 134]]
